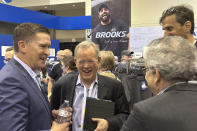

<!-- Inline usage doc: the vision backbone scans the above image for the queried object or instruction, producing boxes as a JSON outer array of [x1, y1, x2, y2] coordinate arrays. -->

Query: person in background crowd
[[121, 36, 197, 131], [4, 46, 14, 64], [40, 65, 49, 97], [60, 55, 77, 76], [51, 41, 129, 131], [121, 50, 134, 62], [160, 5, 197, 46], [92, 4, 129, 60], [0, 22, 71, 130], [48, 49, 73, 99], [98, 50, 119, 80]]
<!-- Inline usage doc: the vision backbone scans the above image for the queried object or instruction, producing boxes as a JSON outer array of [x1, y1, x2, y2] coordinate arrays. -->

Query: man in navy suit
[[0, 23, 70, 131]]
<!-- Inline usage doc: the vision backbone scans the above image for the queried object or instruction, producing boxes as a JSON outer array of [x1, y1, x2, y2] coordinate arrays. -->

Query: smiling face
[[98, 8, 111, 23], [22, 32, 51, 71], [75, 46, 100, 85]]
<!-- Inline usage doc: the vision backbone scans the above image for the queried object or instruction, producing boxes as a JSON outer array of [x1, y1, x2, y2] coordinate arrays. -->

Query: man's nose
[[83, 62, 90, 67], [164, 30, 170, 37], [164, 30, 174, 37]]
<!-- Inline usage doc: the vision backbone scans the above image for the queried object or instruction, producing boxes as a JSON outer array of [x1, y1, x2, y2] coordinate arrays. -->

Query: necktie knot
[[36, 75, 42, 87], [36, 74, 48, 98]]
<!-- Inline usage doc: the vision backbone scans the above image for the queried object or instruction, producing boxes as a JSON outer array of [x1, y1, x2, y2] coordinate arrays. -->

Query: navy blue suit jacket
[[0, 58, 52, 131]]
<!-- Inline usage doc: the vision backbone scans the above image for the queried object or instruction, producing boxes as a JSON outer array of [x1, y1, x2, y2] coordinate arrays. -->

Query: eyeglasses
[[77, 60, 97, 65]]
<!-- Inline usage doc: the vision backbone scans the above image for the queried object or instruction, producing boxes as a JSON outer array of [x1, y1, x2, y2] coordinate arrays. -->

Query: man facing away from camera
[[120, 36, 197, 131]]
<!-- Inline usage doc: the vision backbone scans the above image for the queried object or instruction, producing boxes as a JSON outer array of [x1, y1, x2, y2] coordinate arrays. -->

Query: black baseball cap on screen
[[98, 4, 109, 12]]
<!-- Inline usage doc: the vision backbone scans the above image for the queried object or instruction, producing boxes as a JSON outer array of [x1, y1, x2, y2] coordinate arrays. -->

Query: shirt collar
[[157, 87, 169, 95], [13, 55, 39, 79], [157, 81, 187, 95], [76, 74, 98, 87]]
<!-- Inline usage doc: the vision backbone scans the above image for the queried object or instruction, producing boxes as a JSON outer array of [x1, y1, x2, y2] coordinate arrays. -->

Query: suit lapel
[[68, 75, 78, 107], [11, 59, 51, 116], [28, 75, 51, 115], [97, 75, 108, 99], [68, 74, 109, 104]]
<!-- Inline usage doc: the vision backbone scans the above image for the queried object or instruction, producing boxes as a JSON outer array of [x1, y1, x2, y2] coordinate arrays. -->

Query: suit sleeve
[[120, 104, 145, 131], [0, 76, 28, 131], [106, 81, 130, 131]]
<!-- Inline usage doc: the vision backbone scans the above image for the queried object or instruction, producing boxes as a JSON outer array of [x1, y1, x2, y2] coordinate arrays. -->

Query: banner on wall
[[91, 0, 130, 60], [129, 26, 163, 56], [129, 25, 197, 58]]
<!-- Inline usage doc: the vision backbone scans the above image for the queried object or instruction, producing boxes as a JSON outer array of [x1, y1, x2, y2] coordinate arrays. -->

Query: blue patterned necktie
[[36, 75, 47, 98]]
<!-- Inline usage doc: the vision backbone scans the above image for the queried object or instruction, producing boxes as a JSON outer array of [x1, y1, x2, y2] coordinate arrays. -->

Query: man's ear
[[184, 21, 192, 33], [154, 69, 161, 85], [17, 40, 26, 54], [97, 56, 101, 63], [74, 58, 77, 64]]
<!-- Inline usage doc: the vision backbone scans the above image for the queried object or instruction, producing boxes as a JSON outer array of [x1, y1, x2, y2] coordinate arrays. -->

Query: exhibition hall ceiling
[[6, 0, 85, 16]]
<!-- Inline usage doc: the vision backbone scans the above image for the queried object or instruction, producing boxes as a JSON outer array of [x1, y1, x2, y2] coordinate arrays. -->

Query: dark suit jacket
[[0, 58, 52, 131], [121, 75, 152, 110], [120, 82, 197, 131], [51, 74, 129, 131]]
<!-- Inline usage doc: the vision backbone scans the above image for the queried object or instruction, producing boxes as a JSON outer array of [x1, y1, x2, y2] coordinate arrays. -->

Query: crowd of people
[[0, 4, 197, 131]]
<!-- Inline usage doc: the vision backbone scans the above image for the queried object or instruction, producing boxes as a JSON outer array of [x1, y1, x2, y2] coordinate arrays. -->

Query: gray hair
[[74, 41, 100, 58], [143, 36, 197, 83]]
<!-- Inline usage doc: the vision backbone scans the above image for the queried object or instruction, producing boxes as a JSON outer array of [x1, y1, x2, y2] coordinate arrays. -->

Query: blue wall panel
[[0, 3, 91, 30]]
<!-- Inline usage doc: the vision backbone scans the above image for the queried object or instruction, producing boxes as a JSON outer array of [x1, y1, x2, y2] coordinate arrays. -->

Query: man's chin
[[101, 19, 109, 23], [81, 75, 95, 83], [38, 64, 46, 70]]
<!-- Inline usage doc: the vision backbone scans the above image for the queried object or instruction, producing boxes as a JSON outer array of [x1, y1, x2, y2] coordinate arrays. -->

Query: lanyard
[[80, 82, 95, 129]]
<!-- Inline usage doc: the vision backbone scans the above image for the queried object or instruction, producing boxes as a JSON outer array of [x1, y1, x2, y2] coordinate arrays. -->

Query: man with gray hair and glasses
[[120, 36, 197, 131], [160, 5, 197, 46]]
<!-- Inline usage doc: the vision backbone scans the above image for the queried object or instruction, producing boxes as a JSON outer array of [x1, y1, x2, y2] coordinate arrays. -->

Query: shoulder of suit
[[50, 61, 60, 69], [98, 74, 121, 84], [0, 64, 24, 84], [56, 73, 77, 85], [134, 93, 170, 113]]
